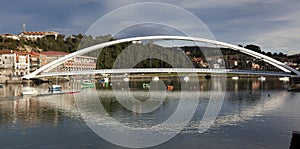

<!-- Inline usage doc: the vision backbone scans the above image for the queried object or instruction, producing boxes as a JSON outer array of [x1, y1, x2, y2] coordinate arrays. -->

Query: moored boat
[[48, 85, 62, 92], [81, 80, 95, 88]]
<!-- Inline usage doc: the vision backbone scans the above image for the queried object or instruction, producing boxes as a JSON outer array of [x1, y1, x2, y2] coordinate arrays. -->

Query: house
[[0, 50, 15, 77], [0, 34, 19, 40], [14, 51, 30, 76], [18, 31, 59, 40], [29, 52, 47, 72], [0, 50, 30, 77]]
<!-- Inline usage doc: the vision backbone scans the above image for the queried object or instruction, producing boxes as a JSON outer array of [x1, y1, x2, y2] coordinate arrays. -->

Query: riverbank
[[0, 79, 33, 85]]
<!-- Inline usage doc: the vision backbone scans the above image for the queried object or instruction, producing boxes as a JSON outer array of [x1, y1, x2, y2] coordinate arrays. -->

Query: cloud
[[0, 0, 299, 54], [176, 0, 282, 9]]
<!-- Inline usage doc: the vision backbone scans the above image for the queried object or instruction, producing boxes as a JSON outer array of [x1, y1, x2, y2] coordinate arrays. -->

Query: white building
[[0, 50, 30, 77], [0, 34, 19, 40], [14, 53, 30, 76], [0, 50, 15, 77], [18, 31, 59, 40]]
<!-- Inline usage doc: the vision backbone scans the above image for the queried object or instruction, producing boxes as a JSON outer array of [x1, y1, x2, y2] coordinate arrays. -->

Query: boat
[[279, 77, 290, 82], [184, 76, 190, 82], [48, 85, 62, 92], [153, 76, 159, 81], [232, 76, 239, 80], [142, 83, 150, 89], [81, 80, 95, 88], [167, 85, 174, 91]]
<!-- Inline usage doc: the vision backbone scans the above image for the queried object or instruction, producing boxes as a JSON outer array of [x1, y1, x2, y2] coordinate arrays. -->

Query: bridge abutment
[[289, 76, 300, 92]]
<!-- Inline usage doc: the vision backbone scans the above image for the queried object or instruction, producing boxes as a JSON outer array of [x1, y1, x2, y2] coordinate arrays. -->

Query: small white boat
[[153, 76, 159, 81], [232, 76, 239, 80], [123, 77, 130, 82], [184, 76, 190, 82], [48, 85, 62, 92], [279, 77, 289, 82], [258, 76, 266, 81], [81, 80, 95, 88]]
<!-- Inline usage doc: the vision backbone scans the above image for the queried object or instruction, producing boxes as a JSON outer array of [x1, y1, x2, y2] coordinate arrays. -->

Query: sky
[[0, 0, 300, 55]]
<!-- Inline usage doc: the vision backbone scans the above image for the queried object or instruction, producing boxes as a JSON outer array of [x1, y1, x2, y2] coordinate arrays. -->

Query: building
[[0, 34, 19, 40], [14, 51, 30, 76], [29, 52, 47, 72], [0, 49, 97, 78], [18, 31, 59, 40], [64, 55, 97, 71], [40, 51, 69, 63], [40, 51, 69, 72], [0, 50, 30, 77], [41, 51, 97, 72], [0, 50, 15, 77]]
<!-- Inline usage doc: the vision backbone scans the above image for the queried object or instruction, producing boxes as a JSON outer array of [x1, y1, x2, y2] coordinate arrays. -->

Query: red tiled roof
[[40, 51, 69, 56], [20, 31, 59, 36], [29, 51, 43, 56], [0, 50, 46, 57], [0, 50, 14, 54]]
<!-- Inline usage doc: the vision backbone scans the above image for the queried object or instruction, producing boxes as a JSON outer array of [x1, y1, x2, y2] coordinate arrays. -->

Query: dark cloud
[[0, 0, 299, 54], [114, 23, 185, 39]]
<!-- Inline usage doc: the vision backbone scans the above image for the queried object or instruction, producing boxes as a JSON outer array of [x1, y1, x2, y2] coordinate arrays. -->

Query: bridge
[[38, 68, 291, 78], [23, 36, 300, 79]]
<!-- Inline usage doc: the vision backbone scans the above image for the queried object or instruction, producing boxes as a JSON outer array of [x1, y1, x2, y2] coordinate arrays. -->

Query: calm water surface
[[0, 78, 299, 149]]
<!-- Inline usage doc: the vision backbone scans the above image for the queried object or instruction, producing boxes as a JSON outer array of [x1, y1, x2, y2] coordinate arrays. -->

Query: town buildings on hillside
[[0, 31, 59, 41], [0, 23, 59, 41], [0, 50, 97, 79]]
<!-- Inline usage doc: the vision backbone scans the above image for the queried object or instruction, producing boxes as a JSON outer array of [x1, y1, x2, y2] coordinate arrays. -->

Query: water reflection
[[0, 94, 79, 129], [0, 78, 291, 128], [0, 77, 297, 148]]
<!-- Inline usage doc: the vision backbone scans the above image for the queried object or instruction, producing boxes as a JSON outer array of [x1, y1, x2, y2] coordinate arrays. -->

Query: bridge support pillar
[[289, 76, 300, 92]]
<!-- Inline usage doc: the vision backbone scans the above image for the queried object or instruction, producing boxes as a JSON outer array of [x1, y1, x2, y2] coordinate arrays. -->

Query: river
[[0, 77, 299, 148]]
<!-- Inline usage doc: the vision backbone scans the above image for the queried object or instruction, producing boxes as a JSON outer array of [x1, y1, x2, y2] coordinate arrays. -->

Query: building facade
[[18, 31, 59, 40], [0, 50, 98, 78], [0, 34, 19, 40], [0, 50, 30, 77], [41, 51, 97, 73]]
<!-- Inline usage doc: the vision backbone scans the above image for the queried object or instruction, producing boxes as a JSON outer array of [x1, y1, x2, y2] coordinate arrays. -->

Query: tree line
[[0, 34, 112, 53], [0, 34, 299, 69]]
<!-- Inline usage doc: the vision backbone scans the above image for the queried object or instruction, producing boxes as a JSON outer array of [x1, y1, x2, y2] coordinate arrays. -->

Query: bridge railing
[[39, 68, 291, 77]]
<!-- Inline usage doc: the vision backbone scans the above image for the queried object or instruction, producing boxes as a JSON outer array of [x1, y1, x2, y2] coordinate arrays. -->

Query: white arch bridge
[[23, 36, 300, 79]]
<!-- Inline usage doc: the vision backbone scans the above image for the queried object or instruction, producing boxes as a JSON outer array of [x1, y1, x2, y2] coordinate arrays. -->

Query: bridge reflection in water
[[0, 77, 298, 148], [0, 78, 290, 130]]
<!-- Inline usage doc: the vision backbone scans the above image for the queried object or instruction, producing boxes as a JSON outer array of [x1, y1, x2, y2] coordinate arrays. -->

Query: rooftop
[[19, 31, 59, 36], [40, 51, 69, 56]]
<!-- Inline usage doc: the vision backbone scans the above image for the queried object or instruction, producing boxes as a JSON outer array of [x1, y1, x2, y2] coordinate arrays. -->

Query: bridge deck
[[38, 68, 292, 78]]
